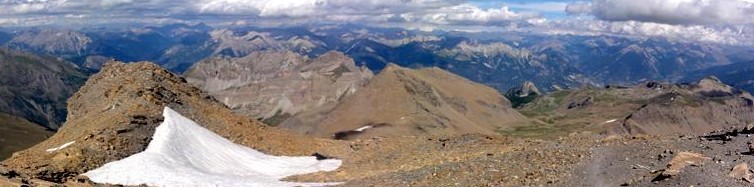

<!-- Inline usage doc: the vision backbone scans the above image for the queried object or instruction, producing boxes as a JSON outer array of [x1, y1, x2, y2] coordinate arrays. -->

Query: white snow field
[[83, 107, 343, 187]]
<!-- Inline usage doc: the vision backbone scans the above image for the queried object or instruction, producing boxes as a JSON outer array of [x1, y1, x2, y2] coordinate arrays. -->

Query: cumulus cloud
[[568, 0, 754, 25], [411, 4, 538, 25], [539, 19, 753, 45], [565, 2, 592, 15], [0, 0, 543, 27]]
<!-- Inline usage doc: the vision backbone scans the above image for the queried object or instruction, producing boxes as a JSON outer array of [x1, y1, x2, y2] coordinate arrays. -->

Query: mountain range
[[2, 22, 754, 186], [3, 57, 754, 186], [2, 24, 753, 94]]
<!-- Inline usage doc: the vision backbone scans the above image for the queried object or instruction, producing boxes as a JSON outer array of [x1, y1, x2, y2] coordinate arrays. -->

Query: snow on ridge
[[46, 141, 75, 153], [83, 107, 342, 187]]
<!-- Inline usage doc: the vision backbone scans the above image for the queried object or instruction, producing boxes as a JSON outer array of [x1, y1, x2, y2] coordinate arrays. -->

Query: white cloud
[[565, 2, 592, 15], [0, 0, 540, 27], [442, 5, 526, 23], [507, 2, 568, 13], [540, 19, 753, 45], [405, 4, 538, 25], [569, 0, 754, 25]]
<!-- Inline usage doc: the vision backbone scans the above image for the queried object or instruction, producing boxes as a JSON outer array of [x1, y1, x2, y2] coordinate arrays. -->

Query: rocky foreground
[[2, 62, 754, 186]]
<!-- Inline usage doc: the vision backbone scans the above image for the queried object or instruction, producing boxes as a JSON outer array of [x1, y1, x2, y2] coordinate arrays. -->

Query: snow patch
[[355, 125, 373, 132], [601, 119, 618, 124], [46, 141, 75, 153], [83, 107, 342, 187]]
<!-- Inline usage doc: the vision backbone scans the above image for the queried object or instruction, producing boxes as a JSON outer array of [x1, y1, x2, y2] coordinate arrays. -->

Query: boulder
[[660, 152, 711, 177], [729, 163, 754, 183]]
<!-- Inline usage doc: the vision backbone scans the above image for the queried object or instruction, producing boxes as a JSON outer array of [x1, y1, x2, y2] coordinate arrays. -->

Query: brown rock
[[661, 152, 711, 177], [0, 177, 19, 186], [729, 163, 754, 183]]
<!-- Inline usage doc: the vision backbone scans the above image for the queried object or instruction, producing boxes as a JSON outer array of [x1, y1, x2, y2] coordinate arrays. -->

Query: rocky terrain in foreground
[[1, 61, 754, 186]]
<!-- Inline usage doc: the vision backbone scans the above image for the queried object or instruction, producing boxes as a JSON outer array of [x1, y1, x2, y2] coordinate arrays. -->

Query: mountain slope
[[0, 113, 52, 160], [519, 77, 754, 136], [609, 77, 754, 135], [184, 50, 373, 125], [0, 48, 87, 129], [299, 64, 529, 139]]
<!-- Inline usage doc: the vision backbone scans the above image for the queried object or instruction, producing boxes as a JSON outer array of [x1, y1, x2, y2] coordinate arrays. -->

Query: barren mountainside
[[293, 64, 529, 139], [184, 50, 373, 125], [518, 76, 754, 137], [0, 113, 52, 160], [0, 48, 87, 130]]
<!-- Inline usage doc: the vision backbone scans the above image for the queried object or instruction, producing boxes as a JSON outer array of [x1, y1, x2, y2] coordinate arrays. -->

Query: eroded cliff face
[[184, 50, 373, 125]]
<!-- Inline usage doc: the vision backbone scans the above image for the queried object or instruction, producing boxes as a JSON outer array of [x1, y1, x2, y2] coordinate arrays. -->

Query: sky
[[0, 0, 752, 44]]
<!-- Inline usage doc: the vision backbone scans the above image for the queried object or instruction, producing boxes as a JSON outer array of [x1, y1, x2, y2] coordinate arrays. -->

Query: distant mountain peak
[[309, 64, 528, 139]]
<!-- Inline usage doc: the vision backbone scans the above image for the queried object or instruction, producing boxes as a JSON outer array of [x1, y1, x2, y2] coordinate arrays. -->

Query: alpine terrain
[[3, 0, 754, 186]]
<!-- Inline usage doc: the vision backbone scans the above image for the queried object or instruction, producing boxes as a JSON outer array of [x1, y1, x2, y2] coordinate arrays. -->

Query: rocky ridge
[[1, 61, 346, 184], [518, 76, 754, 137]]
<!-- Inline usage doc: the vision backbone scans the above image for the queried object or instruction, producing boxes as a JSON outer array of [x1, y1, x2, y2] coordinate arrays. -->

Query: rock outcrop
[[729, 163, 754, 183], [658, 152, 711, 178], [505, 81, 541, 108], [507, 81, 541, 97]]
